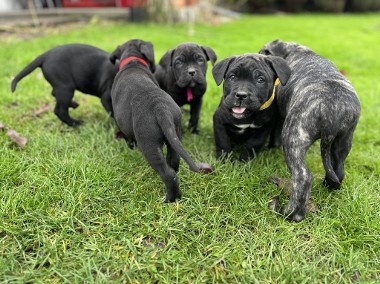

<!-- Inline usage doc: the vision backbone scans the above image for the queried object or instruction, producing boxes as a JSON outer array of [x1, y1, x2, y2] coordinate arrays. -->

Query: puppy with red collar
[[110, 39, 213, 202], [212, 54, 290, 162]]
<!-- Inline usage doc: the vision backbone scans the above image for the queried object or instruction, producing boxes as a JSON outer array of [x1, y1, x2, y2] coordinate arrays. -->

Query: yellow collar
[[259, 78, 280, 111]]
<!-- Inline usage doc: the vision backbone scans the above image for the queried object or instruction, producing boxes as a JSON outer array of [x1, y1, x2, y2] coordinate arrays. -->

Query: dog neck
[[259, 78, 280, 111], [119, 56, 149, 70]]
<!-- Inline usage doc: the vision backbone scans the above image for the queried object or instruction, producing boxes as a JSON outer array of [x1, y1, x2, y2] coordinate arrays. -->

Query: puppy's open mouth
[[231, 106, 247, 119], [232, 106, 246, 114]]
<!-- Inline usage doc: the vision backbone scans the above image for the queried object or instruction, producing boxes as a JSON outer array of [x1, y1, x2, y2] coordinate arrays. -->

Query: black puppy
[[11, 44, 118, 126], [154, 43, 217, 134], [212, 54, 291, 162], [260, 40, 361, 221], [111, 39, 213, 202]]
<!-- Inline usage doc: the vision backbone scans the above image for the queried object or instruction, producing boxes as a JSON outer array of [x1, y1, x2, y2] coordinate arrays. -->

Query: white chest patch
[[234, 122, 262, 134]]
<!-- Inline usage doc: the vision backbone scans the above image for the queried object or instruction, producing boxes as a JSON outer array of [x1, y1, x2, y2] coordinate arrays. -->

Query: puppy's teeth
[[232, 107, 246, 114]]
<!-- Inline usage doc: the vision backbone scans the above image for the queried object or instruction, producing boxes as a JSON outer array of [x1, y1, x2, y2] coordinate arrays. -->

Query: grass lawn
[[1, 13, 379, 283]]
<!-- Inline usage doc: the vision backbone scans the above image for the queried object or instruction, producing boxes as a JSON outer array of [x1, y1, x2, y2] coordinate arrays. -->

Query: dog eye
[[197, 58, 205, 65], [175, 59, 183, 66], [229, 74, 236, 81], [257, 77, 265, 83]]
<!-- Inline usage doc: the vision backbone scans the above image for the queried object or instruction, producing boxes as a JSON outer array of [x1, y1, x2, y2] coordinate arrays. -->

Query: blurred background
[[1, 0, 379, 27]]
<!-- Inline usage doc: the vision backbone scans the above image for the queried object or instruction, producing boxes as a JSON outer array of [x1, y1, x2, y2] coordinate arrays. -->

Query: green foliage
[[1, 14, 380, 283]]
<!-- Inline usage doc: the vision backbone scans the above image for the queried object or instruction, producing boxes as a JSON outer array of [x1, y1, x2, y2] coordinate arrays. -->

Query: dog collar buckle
[[259, 78, 280, 111], [119, 56, 149, 70]]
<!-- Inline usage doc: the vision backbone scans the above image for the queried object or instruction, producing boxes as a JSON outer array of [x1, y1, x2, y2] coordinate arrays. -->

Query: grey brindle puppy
[[154, 43, 217, 134], [260, 40, 361, 222], [111, 39, 213, 202]]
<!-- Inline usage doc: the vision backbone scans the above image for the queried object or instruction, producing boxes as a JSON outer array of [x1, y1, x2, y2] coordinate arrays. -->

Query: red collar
[[119, 56, 149, 70]]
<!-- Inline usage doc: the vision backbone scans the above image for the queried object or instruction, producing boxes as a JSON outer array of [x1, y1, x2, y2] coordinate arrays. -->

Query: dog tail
[[320, 133, 340, 185], [11, 53, 46, 92], [159, 119, 200, 173]]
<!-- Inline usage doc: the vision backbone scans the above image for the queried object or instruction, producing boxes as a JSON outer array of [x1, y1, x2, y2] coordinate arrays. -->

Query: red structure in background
[[116, 0, 146, 7], [62, 0, 116, 7], [61, 0, 147, 7], [61, 0, 197, 8]]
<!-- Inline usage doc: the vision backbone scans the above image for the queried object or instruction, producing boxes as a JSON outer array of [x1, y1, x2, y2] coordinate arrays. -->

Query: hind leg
[[53, 88, 81, 126], [277, 126, 314, 222], [141, 145, 181, 202], [101, 94, 113, 117], [167, 124, 182, 172], [324, 131, 354, 189], [166, 144, 180, 172], [70, 101, 79, 109]]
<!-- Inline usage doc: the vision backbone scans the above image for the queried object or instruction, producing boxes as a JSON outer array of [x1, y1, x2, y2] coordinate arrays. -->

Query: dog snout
[[188, 68, 196, 77], [235, 91, 248, 100]]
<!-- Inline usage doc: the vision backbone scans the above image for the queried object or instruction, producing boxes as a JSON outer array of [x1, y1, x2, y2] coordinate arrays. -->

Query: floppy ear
[[212, 56, 236, 86], [158, 49, 174, 70], [260, 39, 289, 59], [201, 46, 217, 66], [266, 55, 291, 86], [140, 41, 155, 72], [110, 46, 122, 64]]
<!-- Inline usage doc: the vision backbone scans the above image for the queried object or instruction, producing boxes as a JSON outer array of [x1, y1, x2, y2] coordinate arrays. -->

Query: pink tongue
[[232, 107, 246, 114], [186, 87, 193, 102]]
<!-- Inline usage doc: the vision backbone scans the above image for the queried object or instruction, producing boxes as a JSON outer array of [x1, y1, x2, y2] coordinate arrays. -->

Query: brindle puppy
[[260, 39, 361, 221]]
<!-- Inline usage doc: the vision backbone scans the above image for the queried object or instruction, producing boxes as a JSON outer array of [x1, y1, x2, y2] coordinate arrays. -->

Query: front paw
[[279, 203, 306, 222], [164, 192, 181, 203], [216, 150, 232, 161], [239, 148, 255, 162], [239, 152, 250, 163], [191, 127, 200, 134], [127, 140, 136, 149], [68, 119, 82, 127]]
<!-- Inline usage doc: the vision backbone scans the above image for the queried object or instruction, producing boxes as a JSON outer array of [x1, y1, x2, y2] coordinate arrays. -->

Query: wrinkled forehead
[[173, 44, 204, 58], [230, 54, 271, 73]]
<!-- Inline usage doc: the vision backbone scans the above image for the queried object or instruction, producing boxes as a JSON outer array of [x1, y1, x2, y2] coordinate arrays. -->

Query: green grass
[[1, 13, 379, 283]]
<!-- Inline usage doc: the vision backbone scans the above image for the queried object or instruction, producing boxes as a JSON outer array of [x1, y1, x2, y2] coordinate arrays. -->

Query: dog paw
[[323, 177, 341, 190], [280, 204, 306, 222], [68, 119, 82, 127], [70, 101, 79, 109], [191, 127, 200, 135], [268, 196, 281, 212], [239, 149, 249, 162], [164, 193, 181, 203], [127, 141, 136, 149], [196, 162, 215, 174]]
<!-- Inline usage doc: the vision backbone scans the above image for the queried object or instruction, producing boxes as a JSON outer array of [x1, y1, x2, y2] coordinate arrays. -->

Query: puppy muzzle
[[176, 67, 205, 88], [225, 90, 257, 119]]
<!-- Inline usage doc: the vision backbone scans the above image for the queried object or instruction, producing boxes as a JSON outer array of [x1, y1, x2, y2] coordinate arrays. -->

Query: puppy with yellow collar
[[212, 54, 290, 162]]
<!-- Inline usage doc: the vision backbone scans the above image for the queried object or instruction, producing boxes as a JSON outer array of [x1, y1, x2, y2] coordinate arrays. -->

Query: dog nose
[[188, 68, 196, 76], [235, 91, 248, 100]]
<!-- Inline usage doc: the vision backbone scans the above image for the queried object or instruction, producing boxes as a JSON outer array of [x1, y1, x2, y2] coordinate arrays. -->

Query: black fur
[[11, 44, 118, 126], [111, 39, 204, 202], [154, 43, 217, 134], [212, 53, 291, 161]]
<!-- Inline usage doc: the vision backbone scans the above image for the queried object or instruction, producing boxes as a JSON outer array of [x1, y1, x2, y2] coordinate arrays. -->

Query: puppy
[[154, 43, 217, 133], [212, 54, 291, 162], [260, 40, 361, 221], [111, 39, 213, 202], [11, 44, 118, 126]]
